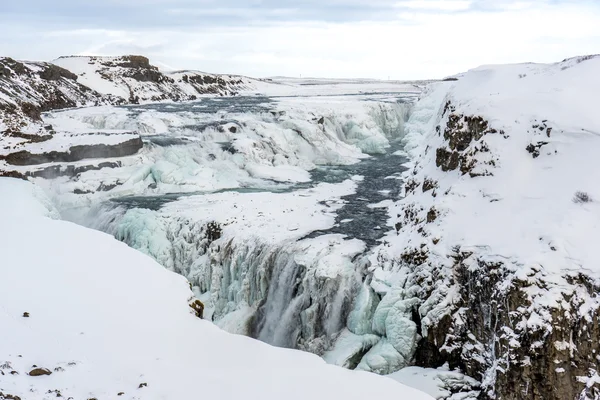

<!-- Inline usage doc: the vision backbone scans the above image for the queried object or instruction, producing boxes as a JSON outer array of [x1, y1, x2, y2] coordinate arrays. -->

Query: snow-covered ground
[[0, 177, 433, 400]]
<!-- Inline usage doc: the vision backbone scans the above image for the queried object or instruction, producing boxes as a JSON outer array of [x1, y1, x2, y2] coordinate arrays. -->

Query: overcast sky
[[1, 0, 599, 79]]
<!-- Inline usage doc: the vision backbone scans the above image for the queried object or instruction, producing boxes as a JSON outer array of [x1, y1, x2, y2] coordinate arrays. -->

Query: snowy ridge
[[0, 177, 434, 400], [364, 55, 600, 398], [53, 55, 253, 102]]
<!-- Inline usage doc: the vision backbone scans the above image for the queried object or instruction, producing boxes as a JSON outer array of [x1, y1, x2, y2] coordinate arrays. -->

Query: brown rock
[[28, 367, 52, 376]]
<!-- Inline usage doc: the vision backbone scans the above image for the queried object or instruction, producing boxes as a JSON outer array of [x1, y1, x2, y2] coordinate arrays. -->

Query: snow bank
[[0, 177, 433, 400]]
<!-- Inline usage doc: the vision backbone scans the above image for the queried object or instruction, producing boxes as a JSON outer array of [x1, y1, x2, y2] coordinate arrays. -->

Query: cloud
[[394, 1, 473, 11], [0, 0, 599, 79]]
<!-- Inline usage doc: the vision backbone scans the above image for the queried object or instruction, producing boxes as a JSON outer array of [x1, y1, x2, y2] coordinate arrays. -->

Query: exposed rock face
[[0, 56, 121, 168], [189, 299, 205, 319], [410, 248, 600, 400], [434, 104, 500, 177], [381, 83, 600, 399], [3, 137, 143, 165], [25, 161, 121, 179], [39, 64, 78, 81]]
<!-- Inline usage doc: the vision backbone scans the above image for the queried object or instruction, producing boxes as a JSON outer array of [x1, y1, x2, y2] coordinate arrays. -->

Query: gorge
[[1, 54, 600, 400]]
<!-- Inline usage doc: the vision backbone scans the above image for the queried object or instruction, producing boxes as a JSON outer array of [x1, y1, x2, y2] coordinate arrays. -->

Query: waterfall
[[256, 255, 305, 347], [48, 95, 417, 368]]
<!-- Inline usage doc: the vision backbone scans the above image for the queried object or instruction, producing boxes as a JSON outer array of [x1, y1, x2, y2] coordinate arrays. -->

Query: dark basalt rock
[[436, 109, 500, 176], [526, 142, 549, 158], [116, 55, 154, 70], [436, 147, 460, 171], [39, 64, 77, 81], [3, 137, 143, 166], [414, 338, 445, 368], [0, 58, 27, 77], [0, 170, 27, 180], [128, 69, 171, 84], [20, 102, 42, 121], [205, 221, 223, 243], [8, 131, 53, 143], [444, 114, 490, 152], [426, 207, 438, 223], [26, 161, 122, 179], [412, 249, 600, 400], [0, 391, 21, 400], [422, 178, 438, 192]]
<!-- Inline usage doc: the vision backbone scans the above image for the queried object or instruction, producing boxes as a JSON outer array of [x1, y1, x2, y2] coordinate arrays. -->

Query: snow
[[388, 366, 479, 399], [159, 179, 358, 243], [53, 56, 130, 98], [251, 76, 425, 98], [0, 177, 434, 400], [6, 52, 599, 398], [386, 55, 600, 279]]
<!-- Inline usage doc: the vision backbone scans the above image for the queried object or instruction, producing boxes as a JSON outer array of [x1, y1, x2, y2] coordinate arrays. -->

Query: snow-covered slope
[[0, 177, 433, 400], [0, 57, 114, 137], [53, 56, 252, 102], [364, 55, 600, 398]]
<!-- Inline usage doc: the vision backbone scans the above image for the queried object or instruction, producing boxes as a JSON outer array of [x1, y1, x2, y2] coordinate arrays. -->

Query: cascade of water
[[48, 95, 417, 366], [255, 254, 305, 347]]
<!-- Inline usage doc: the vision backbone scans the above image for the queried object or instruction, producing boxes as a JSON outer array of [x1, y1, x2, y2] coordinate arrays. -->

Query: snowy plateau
[[1, 54, 599, 400]]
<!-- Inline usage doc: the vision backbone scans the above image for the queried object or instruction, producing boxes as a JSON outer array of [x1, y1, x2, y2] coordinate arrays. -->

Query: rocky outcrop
[[0, 57, 115, 135], [408, 248, 600, 400], [25, 161, 121, 179], [2, 137, 142, 165], [434, 103, 501, 177], [28, 367, 52, 376]]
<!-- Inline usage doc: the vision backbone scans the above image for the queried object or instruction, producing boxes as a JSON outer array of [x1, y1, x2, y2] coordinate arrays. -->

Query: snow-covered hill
[[0, 177, 433, 400], [53, 56, 251, 102], [364, 55, 600, 399], [0, 57, 113, 136]]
